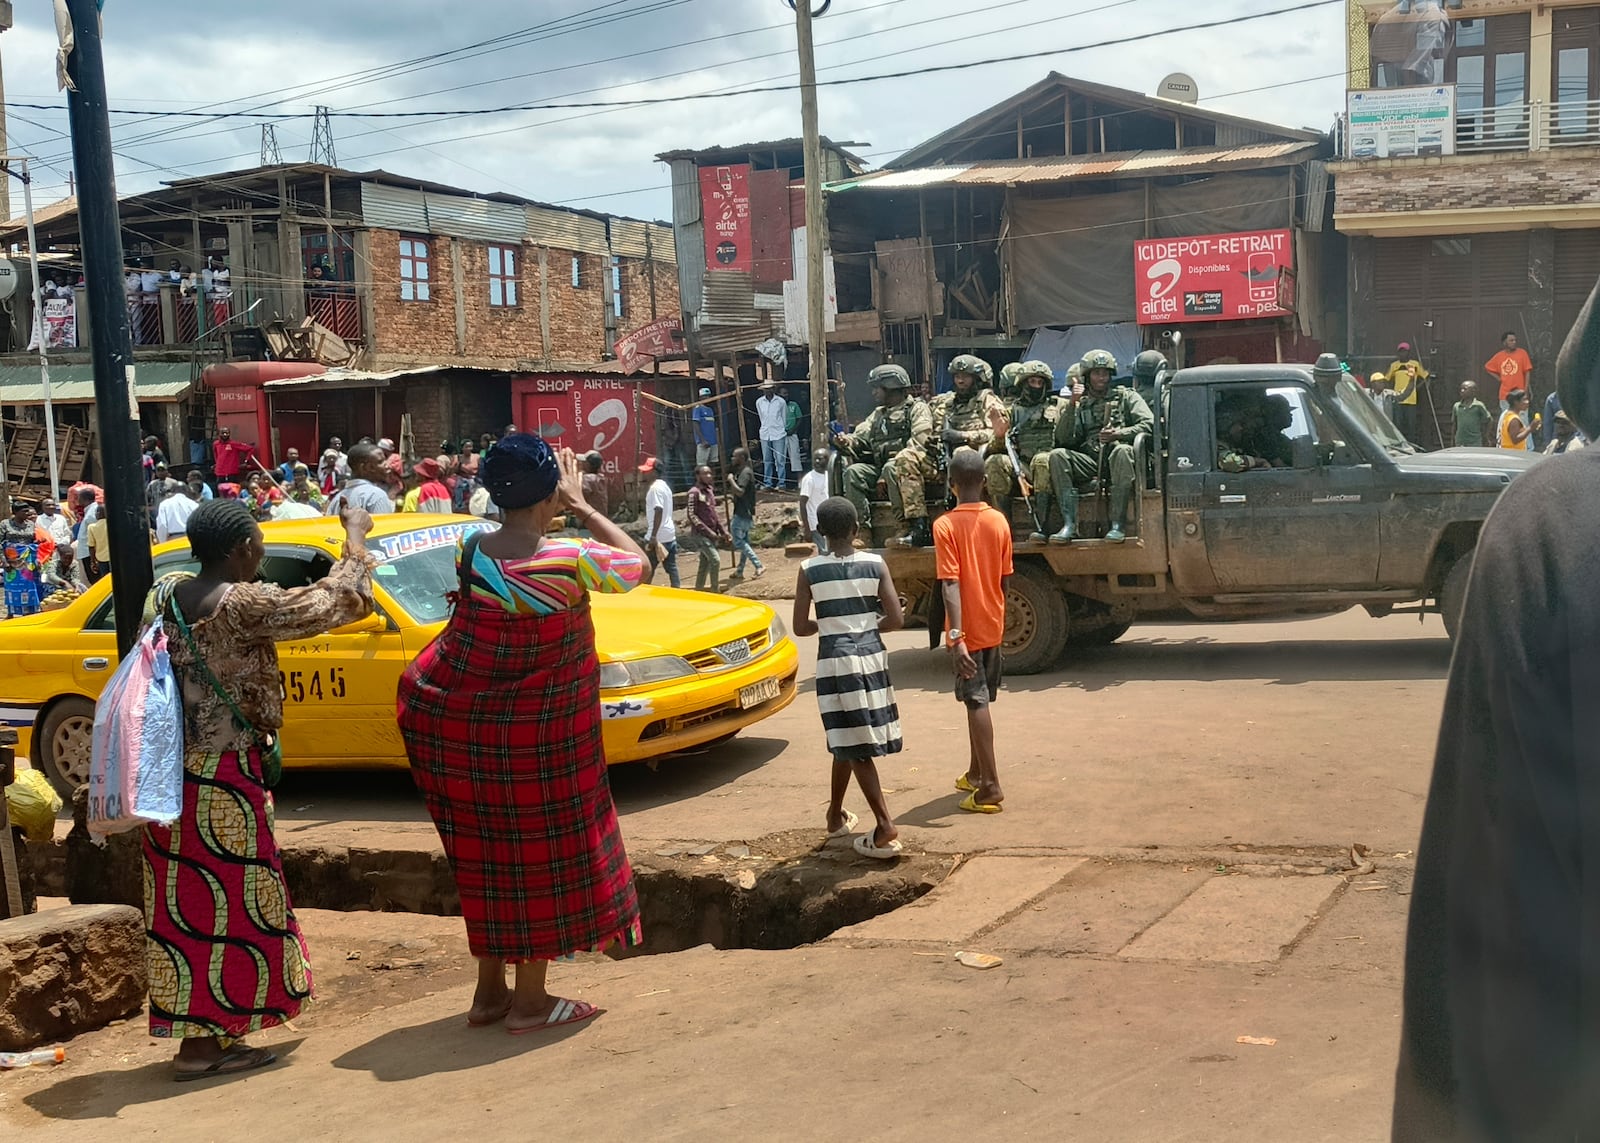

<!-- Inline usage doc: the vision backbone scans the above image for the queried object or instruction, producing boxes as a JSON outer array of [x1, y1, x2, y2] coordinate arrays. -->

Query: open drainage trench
[[40, 827, 951, 955]]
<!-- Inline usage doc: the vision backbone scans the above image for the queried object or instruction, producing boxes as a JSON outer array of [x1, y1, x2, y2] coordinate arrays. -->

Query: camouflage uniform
[[885, 355, 1004, 525], [985, 361, 1062, 535], [1048, 377, 1153, 539], [837, 391, 933, 528]]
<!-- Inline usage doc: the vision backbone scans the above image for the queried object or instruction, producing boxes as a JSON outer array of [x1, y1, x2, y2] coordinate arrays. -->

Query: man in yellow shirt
[[1386, 342, 1430, 444]]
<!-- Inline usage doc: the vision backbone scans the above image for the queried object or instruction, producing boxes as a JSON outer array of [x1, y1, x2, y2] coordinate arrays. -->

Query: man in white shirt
[[155, 483, 201, 544], [639, 456, 680, 588], [755, 380, 789, 491], [36, 498, 75, 586], [796, 447, 832, 551], [326, 442, 396, 515]]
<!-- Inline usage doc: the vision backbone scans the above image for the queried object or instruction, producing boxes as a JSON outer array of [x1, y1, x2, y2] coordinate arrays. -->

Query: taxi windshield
[[372, 521, 496, 623]]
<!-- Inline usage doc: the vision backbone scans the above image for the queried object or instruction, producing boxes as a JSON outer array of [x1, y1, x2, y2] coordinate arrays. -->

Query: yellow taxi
[[0, 515, 800, 795]]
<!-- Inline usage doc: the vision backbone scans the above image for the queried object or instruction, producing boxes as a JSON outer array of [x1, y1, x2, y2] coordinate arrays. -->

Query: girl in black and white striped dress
[[793, 496, 905, 859]]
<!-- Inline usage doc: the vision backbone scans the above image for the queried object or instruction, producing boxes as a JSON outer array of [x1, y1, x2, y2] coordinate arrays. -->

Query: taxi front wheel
[[38, 697, 95, 800]]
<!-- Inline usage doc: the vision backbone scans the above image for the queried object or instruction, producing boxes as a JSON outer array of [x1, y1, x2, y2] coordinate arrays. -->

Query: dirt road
[[266, 607, 1447, 860], [2, 608, 1446, 1140]]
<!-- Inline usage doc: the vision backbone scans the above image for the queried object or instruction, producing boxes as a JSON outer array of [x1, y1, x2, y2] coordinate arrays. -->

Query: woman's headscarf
[[481, 432, 560, 510]]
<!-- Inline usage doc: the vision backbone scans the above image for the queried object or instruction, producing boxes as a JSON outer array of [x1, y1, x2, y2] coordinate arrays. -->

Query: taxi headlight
[[599, 655, 695, 690], [767, 614, 787, 648]]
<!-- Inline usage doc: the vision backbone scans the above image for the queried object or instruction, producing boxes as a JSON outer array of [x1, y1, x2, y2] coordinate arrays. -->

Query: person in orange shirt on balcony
[[1486, 331, 1534, 412]]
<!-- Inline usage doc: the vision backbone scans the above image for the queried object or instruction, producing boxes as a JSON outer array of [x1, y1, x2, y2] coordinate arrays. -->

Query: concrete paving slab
[[829, 855, 1085, 944], [988, 861, 1206, 955], [1119, 874, 1343, 964]]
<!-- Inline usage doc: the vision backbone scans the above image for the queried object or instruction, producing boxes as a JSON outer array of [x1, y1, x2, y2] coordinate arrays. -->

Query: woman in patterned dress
[[398, 434, 648, 1034], [2, 503, 45, 617], [145, 498, 374, 1080]]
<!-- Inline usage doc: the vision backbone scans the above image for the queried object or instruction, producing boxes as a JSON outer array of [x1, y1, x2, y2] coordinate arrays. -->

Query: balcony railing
[[1341, 96, 1600, 159]]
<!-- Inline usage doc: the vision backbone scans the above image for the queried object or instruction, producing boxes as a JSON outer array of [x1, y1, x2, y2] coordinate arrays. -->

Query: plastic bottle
[[0, 1048, 66, 1068]]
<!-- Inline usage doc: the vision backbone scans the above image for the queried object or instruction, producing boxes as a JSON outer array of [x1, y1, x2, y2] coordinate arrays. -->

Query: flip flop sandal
[[507, 998, 600, 1036], [826, 809, 859, 838], [954, 775, 977, 793], [853, 833, 905, 860], [174, 1046, 278, 1083], [958, 793, 1003, 815]]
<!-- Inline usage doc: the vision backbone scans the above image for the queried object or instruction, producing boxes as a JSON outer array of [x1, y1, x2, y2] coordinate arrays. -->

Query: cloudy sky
[[1, 0, 1346, 221]]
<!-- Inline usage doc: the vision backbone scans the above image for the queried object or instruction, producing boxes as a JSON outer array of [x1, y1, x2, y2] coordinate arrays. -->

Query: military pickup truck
[[880, 362, 1537, 673]]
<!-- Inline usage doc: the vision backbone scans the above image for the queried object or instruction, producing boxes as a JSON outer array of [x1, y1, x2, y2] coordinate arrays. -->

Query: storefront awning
[[0, 361, 195, 404], [261, 365, 447, 391]]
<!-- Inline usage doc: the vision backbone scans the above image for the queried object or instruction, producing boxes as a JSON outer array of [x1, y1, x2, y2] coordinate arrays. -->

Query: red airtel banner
[[699, 164, 753, 273], [1134, 229, 1295, 325], [511, 375, 656, 490]]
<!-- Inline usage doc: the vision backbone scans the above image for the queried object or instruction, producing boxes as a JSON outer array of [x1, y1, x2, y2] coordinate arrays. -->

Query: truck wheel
[[1002, 564, 1068, 675], [37, 697, 96, 800], [1440, 554, 1473, 642], [1077, 621, 1132, 647]]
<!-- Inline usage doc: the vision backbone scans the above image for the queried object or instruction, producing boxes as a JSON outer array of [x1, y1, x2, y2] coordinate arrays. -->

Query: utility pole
[[793, 0, 831, 440], [0, 2, 15, 224], [64, 0, 149, 657]]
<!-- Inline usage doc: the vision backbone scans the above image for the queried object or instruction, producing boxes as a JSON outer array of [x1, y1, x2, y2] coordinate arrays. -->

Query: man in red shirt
[[1485, 331, 1535, 411], [212, 426, 255, 484], [934, 447, 1014, 814]]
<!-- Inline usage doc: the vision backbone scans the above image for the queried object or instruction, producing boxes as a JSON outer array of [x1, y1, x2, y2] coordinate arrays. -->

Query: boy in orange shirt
[[934, 448, 1013, 813]]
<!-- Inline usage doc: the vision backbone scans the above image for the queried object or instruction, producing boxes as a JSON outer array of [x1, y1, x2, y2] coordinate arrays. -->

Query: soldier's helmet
[[998, 362, 1025, 393], [1066, 362, 1083, 382], [1132, 349, 1168, 384], [867, 363, 911, 390], [1017, 360, 1054, 386], [1080, 349, 1118, 375], [949, 354, 993, 385]]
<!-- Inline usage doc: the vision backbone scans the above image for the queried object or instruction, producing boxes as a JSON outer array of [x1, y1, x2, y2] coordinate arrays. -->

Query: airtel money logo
[[1140, 258, 1183, 319], [1146, 259, 1182, 300]]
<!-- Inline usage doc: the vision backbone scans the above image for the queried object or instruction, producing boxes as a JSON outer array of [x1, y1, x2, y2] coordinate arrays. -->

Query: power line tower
[[309, 106, 337, 166], [259, 122, 282, 165]]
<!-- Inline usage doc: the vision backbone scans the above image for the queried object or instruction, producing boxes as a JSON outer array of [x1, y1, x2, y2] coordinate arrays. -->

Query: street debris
[[955, 951, 1003, 970], [1346, 843, 1376, 876], [1235, 1036, 1277, 1047]]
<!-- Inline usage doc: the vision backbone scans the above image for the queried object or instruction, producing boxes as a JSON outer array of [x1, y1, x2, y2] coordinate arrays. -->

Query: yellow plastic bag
[[4, 768, 63, 844]]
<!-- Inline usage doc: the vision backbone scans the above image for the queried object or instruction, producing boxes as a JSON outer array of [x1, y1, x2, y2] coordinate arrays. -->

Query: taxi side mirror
[[331, 612, 387, 636]]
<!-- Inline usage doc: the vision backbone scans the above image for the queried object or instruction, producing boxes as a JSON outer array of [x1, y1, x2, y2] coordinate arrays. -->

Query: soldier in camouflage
[[887, 354, 1006, 546], [1047, 349, 1153, 544], [984, 359, 1062, 542], [834, 363, 933, 540], [997, 361, 1025, 400], [1130, 349, 1168, 412]]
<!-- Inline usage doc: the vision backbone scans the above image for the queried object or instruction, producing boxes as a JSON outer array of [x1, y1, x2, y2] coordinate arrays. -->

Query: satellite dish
[[1157, 73, 1199, 104], [0, 260, 19, 302]]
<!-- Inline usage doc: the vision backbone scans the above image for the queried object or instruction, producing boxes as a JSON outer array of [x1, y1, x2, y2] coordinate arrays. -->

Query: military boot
[[894, 516, 934, 548], [1027, 495, 1050, 544], [1049, 490, 1079, 544], [1105, 483, 1130, 543]]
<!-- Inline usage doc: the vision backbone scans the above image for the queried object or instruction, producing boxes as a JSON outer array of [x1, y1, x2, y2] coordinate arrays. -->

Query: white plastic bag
[[87, 623, 184, 838]]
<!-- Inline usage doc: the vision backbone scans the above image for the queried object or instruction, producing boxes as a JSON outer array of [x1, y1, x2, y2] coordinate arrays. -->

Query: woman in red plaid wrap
[[398, 434, 648, 1035]]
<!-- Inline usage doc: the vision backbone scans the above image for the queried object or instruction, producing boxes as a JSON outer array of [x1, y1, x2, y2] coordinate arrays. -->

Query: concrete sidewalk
[[1, 849, 1408, 1142]]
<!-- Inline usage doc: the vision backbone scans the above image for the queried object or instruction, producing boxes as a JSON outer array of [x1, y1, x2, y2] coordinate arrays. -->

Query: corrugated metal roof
[[261, 364, 450, 390], [828, 142, 1319, 192], [0, 361, 193, 403], [694, 320, 773, 357], [700, 270, 757, 327], [526, 205, 609, 257], [608, 219, 675, 263], [360, 184, 527, 244], [889, 72, 1322, 169], [675, 220, 705, 319], [669, 158, 701, 228]]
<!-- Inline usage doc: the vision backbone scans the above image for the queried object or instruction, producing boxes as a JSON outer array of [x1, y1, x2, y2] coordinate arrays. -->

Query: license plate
[[739, 677, 781, 709]]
